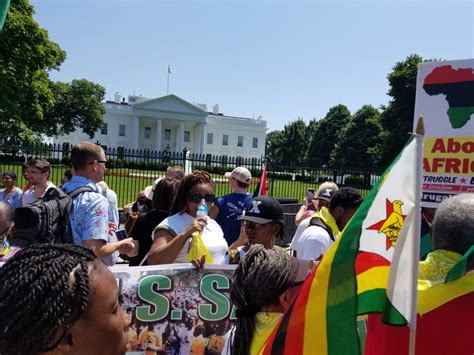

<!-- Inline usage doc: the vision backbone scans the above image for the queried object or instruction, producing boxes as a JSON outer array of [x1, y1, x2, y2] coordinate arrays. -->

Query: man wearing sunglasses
[[290, 187, 363, 262], [216, 167, 253, 245], [62, 142, 135, 266]]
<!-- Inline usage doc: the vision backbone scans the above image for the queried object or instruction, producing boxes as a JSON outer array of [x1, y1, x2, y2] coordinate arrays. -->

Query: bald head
[[431, 193, 474, 255]]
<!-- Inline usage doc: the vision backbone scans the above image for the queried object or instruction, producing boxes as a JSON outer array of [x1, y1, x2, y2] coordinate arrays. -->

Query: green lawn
[[1, 162, 371, 207]]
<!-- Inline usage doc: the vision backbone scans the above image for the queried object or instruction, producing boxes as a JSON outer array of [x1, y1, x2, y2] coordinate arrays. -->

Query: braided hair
[[170, 170, 214, 215], [0, 244, 97, 355], [229, 245, 297, 355]]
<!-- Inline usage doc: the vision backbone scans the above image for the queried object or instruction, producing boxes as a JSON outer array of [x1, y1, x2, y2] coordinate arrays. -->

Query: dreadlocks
[[229, 245, 297, 355], [0, 244, 97, 355], [171, 170, 214, 215]]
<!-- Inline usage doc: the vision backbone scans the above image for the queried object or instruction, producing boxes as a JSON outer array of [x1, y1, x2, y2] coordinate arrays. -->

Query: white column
[[177, 120, 184, 152], [155, 118, 162, 151], [133, 116, 140, 149], [199, 122, 206, 155]]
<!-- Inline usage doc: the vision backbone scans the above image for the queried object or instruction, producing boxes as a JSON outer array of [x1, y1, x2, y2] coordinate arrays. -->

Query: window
[[101, 123, 108, 135], [144, 127, 151, 139], [184, 131, 190, 143], [252, 137, 258, 148], [237, 136, 243, 147], [119, 124, 126, 137], [165, 129, 171, 141], [207, 133, 213, 144], [222, 134, 228, 146]]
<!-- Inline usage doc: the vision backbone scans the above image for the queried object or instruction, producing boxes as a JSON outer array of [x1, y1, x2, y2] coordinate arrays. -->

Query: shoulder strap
[[308, 216, 335, 241], [67, 186, 95, 199]]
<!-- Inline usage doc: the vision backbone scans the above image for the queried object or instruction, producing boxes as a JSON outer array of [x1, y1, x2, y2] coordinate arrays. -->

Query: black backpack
[[307, 216, 335, 241], [12, 186, 94, 247]]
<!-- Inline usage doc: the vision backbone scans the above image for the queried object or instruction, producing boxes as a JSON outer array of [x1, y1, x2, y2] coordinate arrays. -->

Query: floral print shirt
[[62, 176, 117, 266]]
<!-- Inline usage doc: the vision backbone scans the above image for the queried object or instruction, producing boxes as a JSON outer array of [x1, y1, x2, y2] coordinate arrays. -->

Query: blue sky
[[31, 0, 473, 131]]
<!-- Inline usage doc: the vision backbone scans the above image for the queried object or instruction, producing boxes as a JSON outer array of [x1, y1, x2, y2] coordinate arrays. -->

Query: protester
[[97, 180, 120, 232], [62, 142, 134, 265], [148, 171, 228, 264], [216, 167, 253, 245], [21, 162, 32, 192], [294, 181, 338, 226], [0, 171, 23, 209], [420, 206, 435, 260], [225, 196, 286, 264], [365, 193, 474, 355], [21, 159, 55, 205], [0, 244, 130, 355], [223, 245, 308, 355], [128, 177, 179, 266], [0, 201, 21, 261], [290, 187, 363, 261]]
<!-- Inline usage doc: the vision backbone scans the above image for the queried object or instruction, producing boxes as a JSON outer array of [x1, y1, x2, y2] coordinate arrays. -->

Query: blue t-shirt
[[215, 193, 253, 245], [0, 188, 23, 209]]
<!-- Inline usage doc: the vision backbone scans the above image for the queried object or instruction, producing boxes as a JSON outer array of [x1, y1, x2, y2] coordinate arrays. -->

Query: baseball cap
[[315, 187, 337, 202], [144, 185, 154, 200], [224, 167, 252, 184], [290, 258, 310, 284], [238, 196, 284, 224]]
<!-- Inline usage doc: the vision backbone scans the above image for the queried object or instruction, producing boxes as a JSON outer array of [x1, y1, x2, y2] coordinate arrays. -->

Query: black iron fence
[[0, 143, 382, 208]]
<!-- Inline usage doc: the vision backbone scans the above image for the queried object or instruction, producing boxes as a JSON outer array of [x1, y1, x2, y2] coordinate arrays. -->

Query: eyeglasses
[[188, 192, 216, 203], [89, 160, 108, 167], [242, 220, 273, 230]]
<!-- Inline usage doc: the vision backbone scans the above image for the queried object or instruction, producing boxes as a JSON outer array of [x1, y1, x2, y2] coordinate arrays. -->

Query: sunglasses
[[89, 160, 108, 167], [242, 220, 273, 230], [188, 192, 216, 203]]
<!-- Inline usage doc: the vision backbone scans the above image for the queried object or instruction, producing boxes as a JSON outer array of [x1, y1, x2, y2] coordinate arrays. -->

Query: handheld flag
[[258, 164, 267, 196], [261, 134, 422, 355]]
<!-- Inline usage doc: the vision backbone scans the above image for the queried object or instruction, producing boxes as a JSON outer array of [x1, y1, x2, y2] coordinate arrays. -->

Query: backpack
[[12, 186, 94, 247], [307, 216, 335, 242]]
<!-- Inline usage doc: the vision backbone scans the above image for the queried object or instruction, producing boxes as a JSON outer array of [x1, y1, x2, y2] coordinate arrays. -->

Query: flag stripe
[[357, 266, 390, 294], [418, 271, 474, 314], [355, 252, 390, 275]]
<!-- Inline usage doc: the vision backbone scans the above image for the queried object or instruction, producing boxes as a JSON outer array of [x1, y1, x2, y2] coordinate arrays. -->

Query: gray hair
[[0, 201, 13, 231], [431, 193, 474, 255]]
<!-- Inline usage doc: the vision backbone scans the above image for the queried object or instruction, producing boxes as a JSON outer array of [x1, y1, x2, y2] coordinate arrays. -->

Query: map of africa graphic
[[422, 65, 474, 128]]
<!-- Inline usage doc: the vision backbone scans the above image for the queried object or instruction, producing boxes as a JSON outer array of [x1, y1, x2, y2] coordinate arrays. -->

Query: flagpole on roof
[[408, 116, 425, 355], [167, 65, 171, 95]]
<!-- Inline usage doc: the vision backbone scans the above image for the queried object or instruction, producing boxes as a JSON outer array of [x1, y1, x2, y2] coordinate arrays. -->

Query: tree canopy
[[265, 54, 431, 172], [0, 0, 105, 144]]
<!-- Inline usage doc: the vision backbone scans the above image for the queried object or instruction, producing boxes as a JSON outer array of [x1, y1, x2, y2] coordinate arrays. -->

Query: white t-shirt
[[154, 212, 228, 264], [21, 181, 55, 205], [289, 216, 334, 261]]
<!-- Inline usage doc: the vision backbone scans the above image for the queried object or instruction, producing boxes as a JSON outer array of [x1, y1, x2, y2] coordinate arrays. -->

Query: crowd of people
[[0, 141, 472, 354]]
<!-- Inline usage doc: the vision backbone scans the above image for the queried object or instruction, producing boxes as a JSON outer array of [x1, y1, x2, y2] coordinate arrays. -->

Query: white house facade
[[54, 94, 267, 158]]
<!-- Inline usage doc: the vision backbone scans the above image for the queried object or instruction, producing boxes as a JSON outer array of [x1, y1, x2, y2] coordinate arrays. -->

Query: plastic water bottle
[[196, 198, 208, 218]]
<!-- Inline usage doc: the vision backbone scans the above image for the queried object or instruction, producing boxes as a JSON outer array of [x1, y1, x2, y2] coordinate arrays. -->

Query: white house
[[54, 94, 267, 158]]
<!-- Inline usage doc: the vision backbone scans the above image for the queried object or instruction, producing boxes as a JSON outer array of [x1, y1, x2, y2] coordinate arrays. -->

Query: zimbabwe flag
[[261, 135, 422, 355]]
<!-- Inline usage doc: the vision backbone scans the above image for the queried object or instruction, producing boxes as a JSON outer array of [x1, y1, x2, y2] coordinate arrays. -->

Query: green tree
[[305, 104, 351, 166], [375, 54, 432, 168], [0, 0, 105, 143], [265, 129, 284, 165], [330, 105, 382, 169], [280, 119, 308, 165]]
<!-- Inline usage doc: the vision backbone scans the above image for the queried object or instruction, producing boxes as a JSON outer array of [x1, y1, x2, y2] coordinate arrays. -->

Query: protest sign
[[112, 264, 236, 355], [413, 58, 474, 207]]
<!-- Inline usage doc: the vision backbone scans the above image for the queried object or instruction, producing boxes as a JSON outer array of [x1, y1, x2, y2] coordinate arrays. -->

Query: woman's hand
[[182, 217, 208, 239], [191, 254, 206, 270]]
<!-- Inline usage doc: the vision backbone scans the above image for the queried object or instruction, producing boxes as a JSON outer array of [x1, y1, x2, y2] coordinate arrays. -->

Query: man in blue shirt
[[63, 142, 134, 266], [216, 167, 253, 245]]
